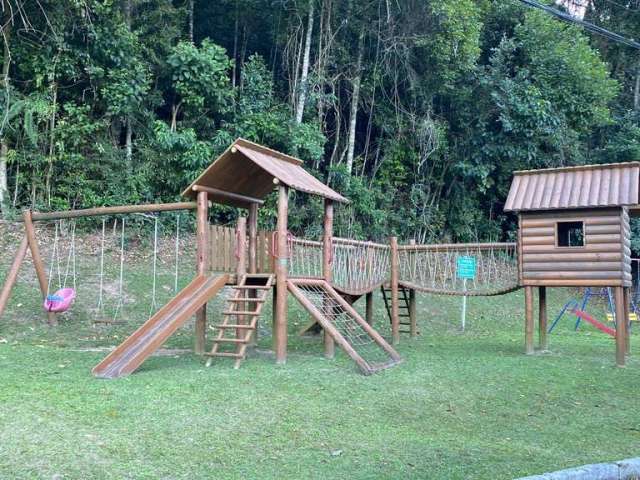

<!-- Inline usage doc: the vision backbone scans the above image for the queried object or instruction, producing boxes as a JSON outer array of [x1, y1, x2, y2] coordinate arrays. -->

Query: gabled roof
[[504, 162, 640, 212], [182, 138, 349, 208]]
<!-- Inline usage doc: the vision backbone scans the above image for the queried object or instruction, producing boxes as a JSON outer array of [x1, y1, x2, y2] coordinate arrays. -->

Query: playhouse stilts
[[365, 291, 374, 325], [624, 287, 631, 355], [194, 190, 209, 355], [274, 183, 289, 364], [390, 236, 400, 344], [322, 198, 335, 359], [615, 287, 628, 366], [525, 286, 534, 355], [539, 286, 548, 351]]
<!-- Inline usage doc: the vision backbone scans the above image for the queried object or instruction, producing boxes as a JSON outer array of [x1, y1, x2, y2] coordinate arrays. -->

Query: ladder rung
[[228, 298, 263, 302], [214, 324, 255, 329], [213, 338, 249, 344], [204, 352, 244, 358], [223, 310, 259, 316], [235, 285, 271, 290]]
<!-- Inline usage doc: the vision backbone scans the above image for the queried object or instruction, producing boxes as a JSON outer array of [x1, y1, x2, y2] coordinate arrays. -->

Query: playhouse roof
[[504, 162, 640, 212], [181, 138, 348, 208]]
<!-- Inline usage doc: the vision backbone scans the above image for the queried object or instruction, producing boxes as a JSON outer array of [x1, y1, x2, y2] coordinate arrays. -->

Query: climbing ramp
[[287, 278, 402, 375], [92, 274, 228, 379], [205, 274, 274, 369]]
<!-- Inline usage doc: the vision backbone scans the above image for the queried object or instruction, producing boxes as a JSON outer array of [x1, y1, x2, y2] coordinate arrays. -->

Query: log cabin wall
[[519, 207, 631, 287]]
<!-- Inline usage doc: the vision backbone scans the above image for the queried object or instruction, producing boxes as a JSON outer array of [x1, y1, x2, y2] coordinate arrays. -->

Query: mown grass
[[1, 234, 640, 479]]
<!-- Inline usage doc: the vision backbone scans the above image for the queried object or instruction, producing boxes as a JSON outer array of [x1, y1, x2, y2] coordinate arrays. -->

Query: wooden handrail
[[20, 202, 197, 222]]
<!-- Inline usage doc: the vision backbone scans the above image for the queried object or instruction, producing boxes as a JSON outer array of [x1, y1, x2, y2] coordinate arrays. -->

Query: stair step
[[223, 310, 260, 316], [213, 338, 250, 344], [235, 285, 271, 290], [214, 324, 255, 329], [204, 352, 244, 358]]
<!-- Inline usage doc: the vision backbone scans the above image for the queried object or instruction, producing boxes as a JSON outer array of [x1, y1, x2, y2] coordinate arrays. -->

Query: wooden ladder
[[381, 285, 418, 335], [205, 274, 274, 369]]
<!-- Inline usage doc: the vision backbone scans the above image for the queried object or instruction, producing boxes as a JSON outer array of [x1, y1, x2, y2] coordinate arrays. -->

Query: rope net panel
[[287, 237, 323, 278], [398, 243, 519, 296], [287, 279, 401, 374], [331, 238, 390, 294]]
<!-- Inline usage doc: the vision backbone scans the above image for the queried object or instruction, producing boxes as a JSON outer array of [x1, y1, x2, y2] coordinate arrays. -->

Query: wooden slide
[[287, 278, 402, 375], [92, 274, 228, 379]]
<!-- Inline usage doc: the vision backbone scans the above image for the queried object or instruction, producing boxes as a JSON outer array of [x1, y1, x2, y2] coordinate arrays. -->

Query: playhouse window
[[557, 221, 585, 247]]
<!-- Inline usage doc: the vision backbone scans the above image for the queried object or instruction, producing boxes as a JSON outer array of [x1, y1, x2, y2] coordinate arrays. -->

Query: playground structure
[[1, 140, 638, 375], [505, 161, 640, 366]]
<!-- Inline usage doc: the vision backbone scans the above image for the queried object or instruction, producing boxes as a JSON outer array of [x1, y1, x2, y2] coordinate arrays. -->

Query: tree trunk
[[0, 7, 11, 216], [635, 57, 640, 111], [45, 80, 57, 207], [125, 118, 132, 166], [295, 1, 314, 124], [189, 0, 194, 43], [346, 32, 364, 176]]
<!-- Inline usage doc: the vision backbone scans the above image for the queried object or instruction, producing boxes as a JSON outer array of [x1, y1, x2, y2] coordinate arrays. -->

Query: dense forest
[[1, 0, 639, 243]]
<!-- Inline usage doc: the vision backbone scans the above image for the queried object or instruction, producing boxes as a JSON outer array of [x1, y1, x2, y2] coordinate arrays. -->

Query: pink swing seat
[[44, 288, 76, 313]]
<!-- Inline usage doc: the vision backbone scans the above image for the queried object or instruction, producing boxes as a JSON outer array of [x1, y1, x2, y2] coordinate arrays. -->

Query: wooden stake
[[274, 185, 289, 364], [390, 236, 400, 344], [248, 203, 258, 345], [0, 235, 28, 319], [194, 191, 209, 355], [408, 239, 417, 337], [525, 286, 534, 355], [365, 291, 374, 326], [615, 286, 627, 367], [538, 286, 547, 351], [323, 199, 335, 359]]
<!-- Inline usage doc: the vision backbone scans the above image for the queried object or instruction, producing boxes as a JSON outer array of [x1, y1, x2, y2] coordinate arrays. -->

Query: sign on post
[[456, 256, 476, 331]]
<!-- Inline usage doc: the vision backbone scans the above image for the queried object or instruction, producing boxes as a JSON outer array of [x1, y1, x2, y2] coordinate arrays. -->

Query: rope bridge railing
[[397, 242, 519, 296], [288, 237, 323, 279], [331, 238, 390, 295]]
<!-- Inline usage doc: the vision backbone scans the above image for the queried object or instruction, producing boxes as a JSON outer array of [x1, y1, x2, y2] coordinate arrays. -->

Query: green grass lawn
[[1, 228, 639, 479]]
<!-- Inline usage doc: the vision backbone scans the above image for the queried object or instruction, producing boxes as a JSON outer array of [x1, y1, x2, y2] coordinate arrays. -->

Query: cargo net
[[397, 243, 519, 296], [294, 282, 397, 373], [331, 238, 390, 294]]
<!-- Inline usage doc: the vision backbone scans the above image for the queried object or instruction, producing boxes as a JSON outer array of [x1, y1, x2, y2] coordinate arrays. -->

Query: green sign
[[456, 256, 476, 280]]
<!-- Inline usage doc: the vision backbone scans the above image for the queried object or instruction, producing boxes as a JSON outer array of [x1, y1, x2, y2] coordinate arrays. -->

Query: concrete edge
[[515, 457, 640, 480]]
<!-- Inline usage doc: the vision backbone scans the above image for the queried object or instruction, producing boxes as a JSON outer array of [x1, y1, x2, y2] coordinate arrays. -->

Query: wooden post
[[248, 203, 258, 345], [390, 236, 400, 344], [538, 286, 547, 351], [623, 287, 631, 356], [365, 291, 374, 325], [235, 217, 247, 347], [0, 235, 29, 319], [274, 184, 289, 364], [323, 199, 335, 359], [23, 210, 55, 325], [615, 286, 627, 367], [524, 286, 534, 355], [408, 239, 417, 338], [194, 190, 209, 355]]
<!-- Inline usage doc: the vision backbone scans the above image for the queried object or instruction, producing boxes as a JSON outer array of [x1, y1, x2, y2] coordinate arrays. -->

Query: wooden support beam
[[623, 287, 631, 356], [524, 286, 534, 355], [408, 239, 417, 338], [235, 217, 247, 348], [538, 286, 547, 351], [274, 185, 289, 364], [365, 291, 374, 326], [0, 235, 29, 319], [615, 286, 627, 367], [390, 236, 400, 344], [248, 203, 259, 345], [323, 199, 335, 359], [24, 202, 197, 222], [194, 191, 209, 355], [192, 184, 264, 206]]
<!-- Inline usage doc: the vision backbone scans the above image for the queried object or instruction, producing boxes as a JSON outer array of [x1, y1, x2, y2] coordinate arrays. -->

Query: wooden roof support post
[[0, 235, 29, 319], [23, 210, 56, 325], [623, 287, 631, 356], [615, 286, 627, 366], [524, 286, 534, 355], [274, 184, 289, 364], [248, 203, 259, 345], [323, 199, 335, 359], [408, 239, 417, 338], [235, 217, 248, 347], [538, 286, 548, 351], [195, 190, 209, 355], [390, 236, 400, 344]]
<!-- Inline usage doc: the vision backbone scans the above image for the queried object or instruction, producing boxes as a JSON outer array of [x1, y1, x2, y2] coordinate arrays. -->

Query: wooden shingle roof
[[504, 162, 640, 212], [182, 138, 348, 208]]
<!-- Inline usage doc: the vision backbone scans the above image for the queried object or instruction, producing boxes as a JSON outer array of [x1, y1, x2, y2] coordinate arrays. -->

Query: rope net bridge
[[397, 242, 519, 296], [287, 236, 390, 295]]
